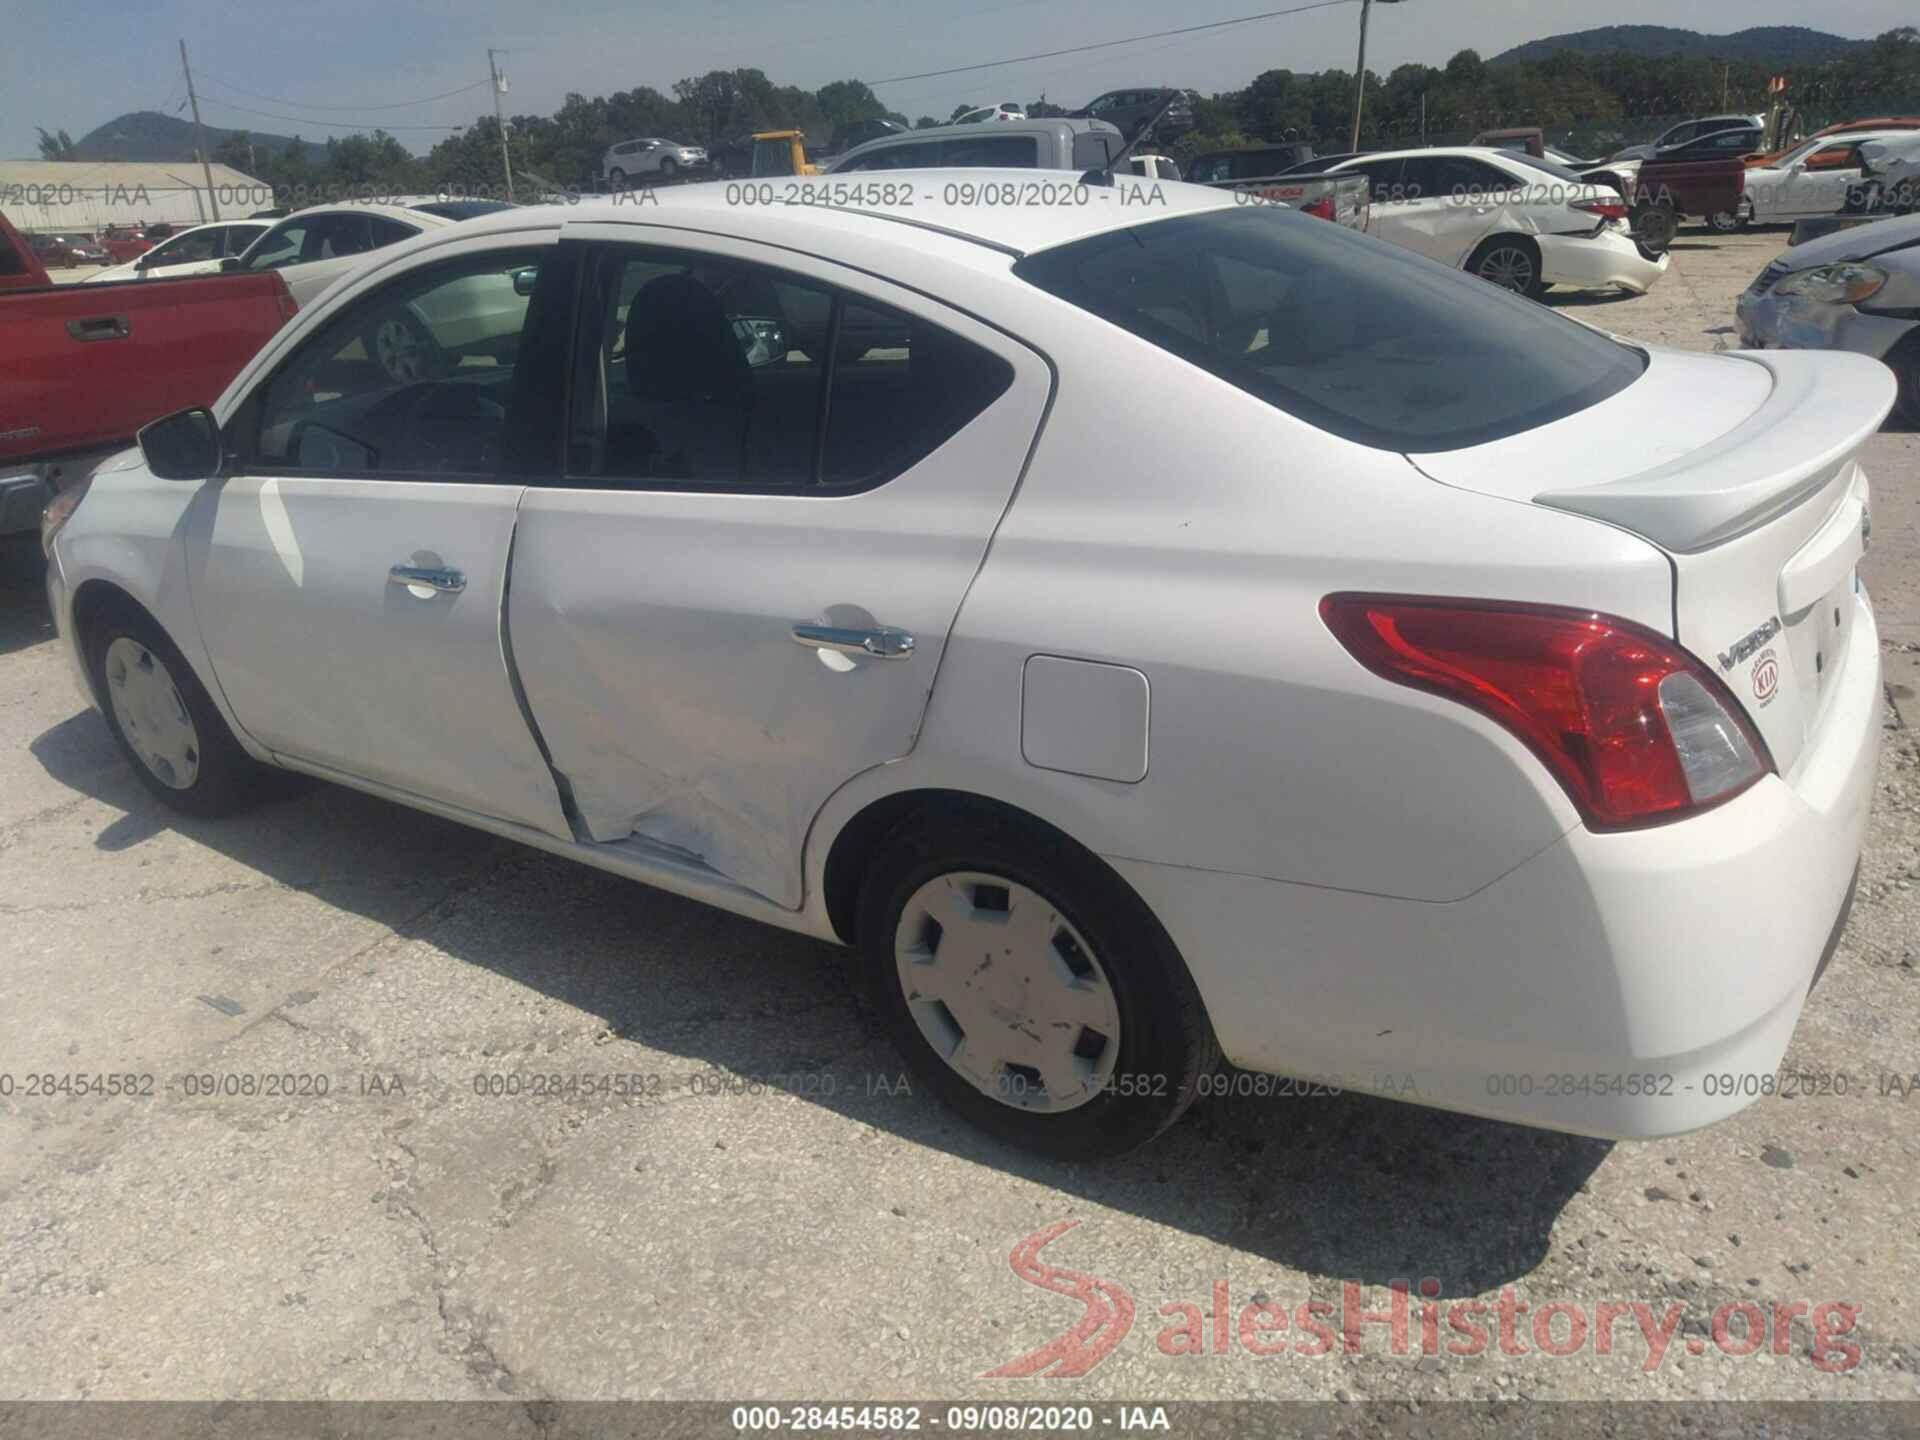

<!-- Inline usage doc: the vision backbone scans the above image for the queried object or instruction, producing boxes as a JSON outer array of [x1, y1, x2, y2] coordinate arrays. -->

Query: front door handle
[[791, 623, 915, 660], [67, 314, 131, 341], [389, 564, 466, 594]]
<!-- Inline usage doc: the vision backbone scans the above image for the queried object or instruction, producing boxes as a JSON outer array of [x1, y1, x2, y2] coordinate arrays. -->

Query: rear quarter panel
[[805, 283, 1677, 914]]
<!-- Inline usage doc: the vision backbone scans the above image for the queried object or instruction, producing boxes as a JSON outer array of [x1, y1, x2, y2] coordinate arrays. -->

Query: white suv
[[602, 138, 708, 188]]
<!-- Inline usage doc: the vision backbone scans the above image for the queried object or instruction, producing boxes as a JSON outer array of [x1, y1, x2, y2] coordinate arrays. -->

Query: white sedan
[[1741, 131, 1915, 226], [1318, 145, 1667, 296], [41, 178, 1883, 1157], [81, 220, 268, 283], [229, 198, 514, 309]]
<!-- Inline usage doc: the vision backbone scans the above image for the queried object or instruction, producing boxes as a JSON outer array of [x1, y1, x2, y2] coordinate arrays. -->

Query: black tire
[[1466, 236, 1546, 301], [856, 805, 1218, 1159], [85, 601, 275, 817], [659, 158, 678, 181], [1890, 335, 1920, 430], [609, 167, 628, 191], [1707, 203, 1748, 234], [1631, 202, 1678, 255]]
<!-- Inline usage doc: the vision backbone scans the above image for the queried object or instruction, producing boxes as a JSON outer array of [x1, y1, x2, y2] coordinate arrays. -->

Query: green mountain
[[72, 110, 332, 166], [1493, 25, 1869, 65]]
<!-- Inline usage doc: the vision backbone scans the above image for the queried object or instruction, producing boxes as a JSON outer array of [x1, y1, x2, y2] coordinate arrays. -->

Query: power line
[[870, 0, 1359, 86], [197, 96, 467, 132], [200, 73, 490, 111]]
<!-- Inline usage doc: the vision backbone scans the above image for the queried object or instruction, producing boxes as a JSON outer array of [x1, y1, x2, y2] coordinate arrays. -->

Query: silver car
[[1736, 212, 1920, 426], [602, 137, 708, 188]]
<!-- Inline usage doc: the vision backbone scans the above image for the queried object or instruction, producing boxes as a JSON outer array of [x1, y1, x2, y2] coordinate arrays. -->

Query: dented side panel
[[505, 304, 1050, 910]]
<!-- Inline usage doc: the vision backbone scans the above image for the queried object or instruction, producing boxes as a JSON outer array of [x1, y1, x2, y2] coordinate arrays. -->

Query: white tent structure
[[0, 160, 273, 234]]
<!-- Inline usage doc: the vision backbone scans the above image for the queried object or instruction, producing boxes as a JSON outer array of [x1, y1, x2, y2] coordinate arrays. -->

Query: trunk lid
[[1411, 347, 1894, 772]]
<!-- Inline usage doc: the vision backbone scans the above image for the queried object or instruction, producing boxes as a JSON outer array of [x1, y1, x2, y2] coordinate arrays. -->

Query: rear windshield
[[1012, 206, 1647, 452]]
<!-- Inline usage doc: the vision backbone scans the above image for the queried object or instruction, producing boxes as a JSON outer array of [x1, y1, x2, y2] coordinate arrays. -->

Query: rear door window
[[939, 136, 1038, 167], [1072, 133, 1119, 170], [1013, 206, 1647, 452], [840, 141, 940, 171], [565, 244, 1012, 492]]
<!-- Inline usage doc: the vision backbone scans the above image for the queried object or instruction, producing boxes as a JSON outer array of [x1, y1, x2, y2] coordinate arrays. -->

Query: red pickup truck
[[1, 211, 296, 537], [1628, 154, 1747, 251]]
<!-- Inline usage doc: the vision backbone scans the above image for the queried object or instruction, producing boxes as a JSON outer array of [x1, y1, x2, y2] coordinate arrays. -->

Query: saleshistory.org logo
[[982, 1222, 1862, 1378]]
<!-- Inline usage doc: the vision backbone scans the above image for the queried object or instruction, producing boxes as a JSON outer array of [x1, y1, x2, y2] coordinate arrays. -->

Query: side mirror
[[510, 265, 539, 297], [219, 256, 241, 272], [138, 407, 222, 481]]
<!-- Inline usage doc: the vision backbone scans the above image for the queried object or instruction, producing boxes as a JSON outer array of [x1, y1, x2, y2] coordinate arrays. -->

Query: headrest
[[624, 272, 749, 404]]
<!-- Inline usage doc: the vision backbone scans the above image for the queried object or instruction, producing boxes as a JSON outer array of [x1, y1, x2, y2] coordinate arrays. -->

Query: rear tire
[[85, 602, 276, 817], [609, 167, 628, 192], [1466, 236, 1546, 300], [856, 805, 1217, 1159], [1708, 202, 1749, 233], [1632, 201, 1678, 255]]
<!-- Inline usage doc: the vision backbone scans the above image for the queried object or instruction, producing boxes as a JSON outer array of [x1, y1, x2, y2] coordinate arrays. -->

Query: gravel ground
[[0, 224, 1916, 1409]]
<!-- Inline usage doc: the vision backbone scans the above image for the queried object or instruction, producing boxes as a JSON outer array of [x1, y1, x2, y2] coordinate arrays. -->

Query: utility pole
[[488, 49, 515, 203], [179, 39, 221, 220], [1349, 0, 1406, 153]]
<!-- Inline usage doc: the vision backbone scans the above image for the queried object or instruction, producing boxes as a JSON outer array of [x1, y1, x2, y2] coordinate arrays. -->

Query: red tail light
[[1302, 196, 1336, 221], [1571, 197, 1629, 223], [1320, 595, 1772, 830]]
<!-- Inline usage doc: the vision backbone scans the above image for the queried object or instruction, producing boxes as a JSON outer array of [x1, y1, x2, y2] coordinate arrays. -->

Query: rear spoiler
[[1533, 351, 1895, 553]]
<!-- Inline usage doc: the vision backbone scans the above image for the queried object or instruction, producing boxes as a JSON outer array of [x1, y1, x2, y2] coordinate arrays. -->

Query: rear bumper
[[1736, 288, 1919, 361], [1114, 589, 1881, 1140], [1538, 229, 1671, 293]]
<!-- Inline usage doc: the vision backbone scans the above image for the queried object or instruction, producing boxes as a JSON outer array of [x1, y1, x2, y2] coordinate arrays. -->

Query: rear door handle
[[66, 315, 130, 341], [388, 564, 466, 594], [791, 623, 915, 660]]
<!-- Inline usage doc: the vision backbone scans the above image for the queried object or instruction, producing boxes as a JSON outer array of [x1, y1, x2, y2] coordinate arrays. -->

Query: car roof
[[281, 201, 459, 225], [1327, 145, 1522, 163], [473, 171, 1238, 259]]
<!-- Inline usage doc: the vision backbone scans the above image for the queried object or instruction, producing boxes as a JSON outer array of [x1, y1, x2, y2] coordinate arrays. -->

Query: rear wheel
[[86, 602, 275, 816], [1632, 201, 1678, 255], [609, 167, 628, 191], [1467, 236, 1545, 300], [857, 807, 1216, 1159], [1708, 201, 1749, 233]]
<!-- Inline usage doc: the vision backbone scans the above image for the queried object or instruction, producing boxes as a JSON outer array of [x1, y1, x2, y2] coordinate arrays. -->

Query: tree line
[[171, 25, 1918, 197]]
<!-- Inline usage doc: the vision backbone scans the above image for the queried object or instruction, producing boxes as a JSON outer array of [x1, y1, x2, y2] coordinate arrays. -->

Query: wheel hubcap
[[374, 317, 426, 381], [1481, 248, 1534, 292], [104, 637, 199, 789], [895, 873, 1121, 1114]]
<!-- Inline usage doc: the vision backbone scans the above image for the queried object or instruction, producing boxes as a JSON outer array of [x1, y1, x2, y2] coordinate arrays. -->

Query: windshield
[[1013, 206, 1647, 452]]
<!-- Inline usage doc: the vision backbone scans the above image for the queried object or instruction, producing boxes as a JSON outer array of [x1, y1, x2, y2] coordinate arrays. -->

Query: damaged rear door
[[504, 230, 1050, 908]]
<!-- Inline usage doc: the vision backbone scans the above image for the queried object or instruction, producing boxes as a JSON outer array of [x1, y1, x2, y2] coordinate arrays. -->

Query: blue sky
[[3, 0, 1913, 158]]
